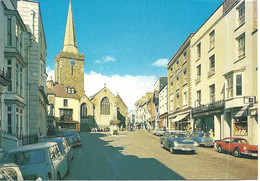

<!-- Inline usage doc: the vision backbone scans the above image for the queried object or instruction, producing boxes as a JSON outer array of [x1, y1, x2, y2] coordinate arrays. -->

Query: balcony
[[0, 68, 11, 87], [195, 76, 201, 84], [208, 68, 215, 77], [192, 100, 224, 115]]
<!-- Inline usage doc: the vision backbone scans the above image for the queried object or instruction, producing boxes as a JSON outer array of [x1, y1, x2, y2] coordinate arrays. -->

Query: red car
[[216, 137, 258, 157]]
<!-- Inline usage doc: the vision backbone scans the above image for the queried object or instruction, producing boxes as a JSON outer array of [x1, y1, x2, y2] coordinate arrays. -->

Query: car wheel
[[217, 145, 223, 153], [196, 141, 200, 146], [233, 148, 241, 157], [160, 143, 164, 148], [169, 146, 174, 154], [191, 150, 195, 154]]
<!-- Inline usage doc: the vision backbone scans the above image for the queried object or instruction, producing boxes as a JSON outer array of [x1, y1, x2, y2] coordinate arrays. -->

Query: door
[[222, 138, 231, 151]]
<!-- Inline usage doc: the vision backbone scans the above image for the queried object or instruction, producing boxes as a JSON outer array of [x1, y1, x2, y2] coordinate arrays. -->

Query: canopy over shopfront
[[171, 113, 189, 123], [234, 104, 250, 118]]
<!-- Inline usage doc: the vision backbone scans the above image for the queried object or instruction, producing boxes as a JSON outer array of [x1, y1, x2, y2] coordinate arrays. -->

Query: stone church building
[[46, 0, 128, 132]]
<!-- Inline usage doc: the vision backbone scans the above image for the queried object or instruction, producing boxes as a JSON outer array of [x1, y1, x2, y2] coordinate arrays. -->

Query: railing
[[192, 100, 224, 114], [0, 68, 11, 81]]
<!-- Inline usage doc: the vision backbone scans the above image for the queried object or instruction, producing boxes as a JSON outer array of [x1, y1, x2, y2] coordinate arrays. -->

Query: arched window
[[80, 103, 87, 118], [100, 97, 110, 115]]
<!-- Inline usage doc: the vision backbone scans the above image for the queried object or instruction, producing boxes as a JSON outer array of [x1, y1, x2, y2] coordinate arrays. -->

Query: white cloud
[[46, 66, 54, 80], [152, 58, 169, 67], [103, 55, 116, 62], [84, 71, 156, 111], [94, 59, 101, 63], [46, 68, 156, 112]]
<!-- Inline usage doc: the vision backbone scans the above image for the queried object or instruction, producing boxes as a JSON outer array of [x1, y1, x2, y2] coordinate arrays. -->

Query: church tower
[[55, 0, 85, 96]]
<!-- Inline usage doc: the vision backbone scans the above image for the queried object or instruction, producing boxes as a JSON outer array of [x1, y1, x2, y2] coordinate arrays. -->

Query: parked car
[[4, 142, 69, 180], [216, 137, 258, 157], [60, 129, 82, 147], [40, 137, 74, 162], [160, 130, 196, 154], [153, 128, 166, 136], [0, 163, 24, 181], [190, 132, 214, 147]]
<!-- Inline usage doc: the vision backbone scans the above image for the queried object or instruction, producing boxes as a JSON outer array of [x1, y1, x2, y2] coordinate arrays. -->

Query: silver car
[[4, 142, 68, 180]]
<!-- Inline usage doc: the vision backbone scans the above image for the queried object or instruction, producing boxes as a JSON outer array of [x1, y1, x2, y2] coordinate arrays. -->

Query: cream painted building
[[168, 34, 193, 131], [221, 0, 258, 145], [134, 92, 153, 129], [190, 0, 258, 144]]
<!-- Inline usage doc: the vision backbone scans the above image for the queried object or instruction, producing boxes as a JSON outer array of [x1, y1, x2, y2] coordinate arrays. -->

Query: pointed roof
[[63, 0, 79, 54]]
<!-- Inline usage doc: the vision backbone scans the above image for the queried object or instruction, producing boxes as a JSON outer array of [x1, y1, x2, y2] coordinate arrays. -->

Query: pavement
[[64, 130, 258, 180]]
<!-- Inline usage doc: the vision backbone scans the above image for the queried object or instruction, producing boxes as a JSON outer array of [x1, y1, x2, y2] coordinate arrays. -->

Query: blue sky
[[41, 0, 222, 111]]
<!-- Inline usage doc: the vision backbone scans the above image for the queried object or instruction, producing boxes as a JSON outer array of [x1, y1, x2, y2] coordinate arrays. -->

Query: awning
[[234, 105, 249, 118], [171, 113, 189, 123]]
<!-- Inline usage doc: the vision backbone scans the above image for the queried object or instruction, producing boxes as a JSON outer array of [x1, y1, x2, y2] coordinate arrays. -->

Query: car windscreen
[[7, 150, 45, 165], [176, 134, 187, 138], [0, 168, 18, 180]]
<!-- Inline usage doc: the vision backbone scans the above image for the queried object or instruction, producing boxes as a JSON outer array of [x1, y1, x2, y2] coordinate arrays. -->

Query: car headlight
[[243, 146, 247, 151], [201, 139, 204, 142], [174, 141, 179, 146]]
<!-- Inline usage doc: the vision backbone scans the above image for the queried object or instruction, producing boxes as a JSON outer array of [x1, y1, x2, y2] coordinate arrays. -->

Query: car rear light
[[48, 172, 52, 179]]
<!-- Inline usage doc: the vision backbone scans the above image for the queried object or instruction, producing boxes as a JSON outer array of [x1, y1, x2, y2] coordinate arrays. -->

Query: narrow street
[[65, 130, 258, 180]]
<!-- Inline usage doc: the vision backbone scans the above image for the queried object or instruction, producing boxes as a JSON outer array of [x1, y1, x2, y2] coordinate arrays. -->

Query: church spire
[[63, 0, 79, 54]]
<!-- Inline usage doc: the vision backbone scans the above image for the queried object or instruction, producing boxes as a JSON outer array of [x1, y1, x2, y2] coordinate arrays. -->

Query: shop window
[[234, 117, 247, 135]]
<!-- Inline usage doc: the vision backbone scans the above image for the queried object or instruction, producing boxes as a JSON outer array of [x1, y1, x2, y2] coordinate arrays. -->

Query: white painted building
[[159, 83, 168, 129], [0, 0, 48, 152]]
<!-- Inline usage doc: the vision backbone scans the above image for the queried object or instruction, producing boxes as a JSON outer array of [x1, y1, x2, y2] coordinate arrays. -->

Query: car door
[[222, 138, 231, 151]]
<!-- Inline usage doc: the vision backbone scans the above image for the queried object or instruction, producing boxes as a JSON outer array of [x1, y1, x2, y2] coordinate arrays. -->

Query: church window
[[100, 97, 110, 115], [80, 103, 87, 118]]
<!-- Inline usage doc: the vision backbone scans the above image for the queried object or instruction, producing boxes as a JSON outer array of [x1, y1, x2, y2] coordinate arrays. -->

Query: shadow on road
[[65, 132, 185, 180]]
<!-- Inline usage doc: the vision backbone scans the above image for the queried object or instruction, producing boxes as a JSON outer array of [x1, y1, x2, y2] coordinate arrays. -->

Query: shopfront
[[192, 100, 224, 139]]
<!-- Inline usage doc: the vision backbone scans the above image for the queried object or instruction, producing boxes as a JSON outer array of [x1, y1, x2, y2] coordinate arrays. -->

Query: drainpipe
[[27, 33, 33, 138]]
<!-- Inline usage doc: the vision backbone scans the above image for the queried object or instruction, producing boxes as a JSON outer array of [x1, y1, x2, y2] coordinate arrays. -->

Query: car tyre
[[217, 145, 223, 153], [169, 146, 174, 154], [233, 148, 241, 157]]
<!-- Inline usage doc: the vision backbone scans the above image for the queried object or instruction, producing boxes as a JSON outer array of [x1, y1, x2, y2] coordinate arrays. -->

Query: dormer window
[[67, 87, 75, 94]]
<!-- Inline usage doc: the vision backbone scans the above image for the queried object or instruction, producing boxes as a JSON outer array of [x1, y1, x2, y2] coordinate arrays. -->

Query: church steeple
[[63, 0, 79, 54]]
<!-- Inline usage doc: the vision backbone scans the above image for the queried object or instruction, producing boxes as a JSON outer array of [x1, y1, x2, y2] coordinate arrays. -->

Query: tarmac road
[[64, 130, 258, 180]]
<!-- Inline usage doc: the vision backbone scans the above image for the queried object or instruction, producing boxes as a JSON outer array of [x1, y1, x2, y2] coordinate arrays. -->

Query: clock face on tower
[[70, 60, 75, 66]]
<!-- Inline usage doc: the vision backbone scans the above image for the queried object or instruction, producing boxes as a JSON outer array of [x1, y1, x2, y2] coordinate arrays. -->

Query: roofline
[[167, 33, 194, 69]]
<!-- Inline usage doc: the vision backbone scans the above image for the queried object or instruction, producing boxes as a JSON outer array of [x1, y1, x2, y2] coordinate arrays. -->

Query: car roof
[[0, 163, 18, 168], [8, 142, 57, 153], [41, 137, 66, 143], [223, 137, 246, 140]]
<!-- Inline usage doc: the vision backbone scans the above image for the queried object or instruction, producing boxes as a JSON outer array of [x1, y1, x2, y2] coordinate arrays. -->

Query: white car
[[0, 163, 24, 181], [4, 142, 68, 180]]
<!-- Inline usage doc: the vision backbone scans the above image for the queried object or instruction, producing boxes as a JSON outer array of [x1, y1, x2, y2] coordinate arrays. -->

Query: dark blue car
[[160, 131, 196, 154]]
